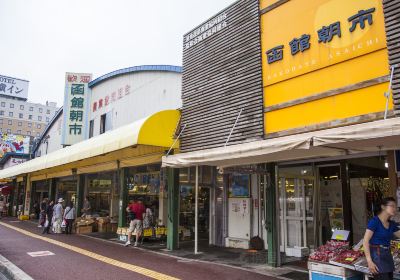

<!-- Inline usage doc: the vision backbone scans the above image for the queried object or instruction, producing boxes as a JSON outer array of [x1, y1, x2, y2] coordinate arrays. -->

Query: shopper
[[143, 204, 153, 229], [33, 201, 40, 220], [125, 198, 145, 247], [363, 197, 400, 280], [63, 201, 75, 234], [81, 196, 91, 217], [42, 200, 54, 234], [38, 198, 48, 228], [52, 198, 64, 234]]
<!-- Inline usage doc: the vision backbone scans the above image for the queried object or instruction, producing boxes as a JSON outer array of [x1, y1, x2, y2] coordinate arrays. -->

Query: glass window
[[27, 131, 31, 135], [9, 103, 14, 108], [8, 112, 13, 117], [37, 124, 41, 129], [0, 119, 3, 124], [46, 117, 50, 122], [28, 122, 32, 127], [6, 129, 11, 133], [29, 107, 33, 111], [28, 115, 32, 120], [89, 120, 94, 138], [0, 111, 3, 116], [46, 109, 50, 114], [8, 120, 12, 125], [19, 113, 23, 119], [1, 102, 5, 107], [38, 116, 42, 121], [228, 174, 250, 198], [18, 122, 22, 126], [20, 105, 24, 110], [17, 130, 21, 134], [37, 132, 40, 136], [39, 108, 43, 113]]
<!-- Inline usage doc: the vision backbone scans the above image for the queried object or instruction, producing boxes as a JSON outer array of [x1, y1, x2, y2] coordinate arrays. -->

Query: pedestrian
[[63, 201, 75, 234], [52, 198, 64, 234], [42, 200, 54, 234], [38, 198, 48, 228], [33, 201, 40, 220], [125, 198, 145, 247], [363, 197, 400, 280], [143, 204, 153, 229], [81, 196, 91, 217]]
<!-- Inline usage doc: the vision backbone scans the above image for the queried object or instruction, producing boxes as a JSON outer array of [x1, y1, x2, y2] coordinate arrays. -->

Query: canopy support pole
[[384, 65, 395, 120], [195, 165, 199, 254]]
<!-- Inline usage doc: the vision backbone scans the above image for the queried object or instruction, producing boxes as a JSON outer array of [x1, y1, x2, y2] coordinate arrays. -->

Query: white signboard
[[61, 73, 92, 146], [0, 75, 29, 99]]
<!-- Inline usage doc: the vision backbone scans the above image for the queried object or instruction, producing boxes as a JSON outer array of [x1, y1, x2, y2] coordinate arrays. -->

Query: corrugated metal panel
[[180, 0, 263, 152], [383, 0, 400, 114]]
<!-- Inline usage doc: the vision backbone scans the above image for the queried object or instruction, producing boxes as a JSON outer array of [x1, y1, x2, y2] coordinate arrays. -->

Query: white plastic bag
[[44, 219, 49, 228]]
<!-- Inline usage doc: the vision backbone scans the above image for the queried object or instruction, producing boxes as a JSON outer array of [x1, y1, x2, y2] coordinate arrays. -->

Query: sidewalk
[[79, 223, 308, 279], [22, 217, 307, 280]]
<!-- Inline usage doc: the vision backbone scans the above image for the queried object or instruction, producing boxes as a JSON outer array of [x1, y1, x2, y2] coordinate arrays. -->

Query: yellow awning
[[0, 110, 180, 179]]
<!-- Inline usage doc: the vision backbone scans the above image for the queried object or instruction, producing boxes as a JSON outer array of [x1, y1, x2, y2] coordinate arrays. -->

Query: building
[[162, 0, 400, 268], [33, 108, 64, 158], [1, 65, 182, 229], [0, 97, 58, 138], [88, 65, 182, 138]]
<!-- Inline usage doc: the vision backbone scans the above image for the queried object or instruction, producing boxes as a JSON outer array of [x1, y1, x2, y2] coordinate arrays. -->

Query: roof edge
[[89, 65, 182, 88]]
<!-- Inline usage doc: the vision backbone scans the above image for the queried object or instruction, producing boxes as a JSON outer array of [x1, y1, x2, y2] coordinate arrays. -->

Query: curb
[[0, 254, 34, 280]]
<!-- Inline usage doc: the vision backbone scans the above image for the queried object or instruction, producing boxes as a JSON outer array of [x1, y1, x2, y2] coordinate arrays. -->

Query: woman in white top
[[63, 201, 76, 234]]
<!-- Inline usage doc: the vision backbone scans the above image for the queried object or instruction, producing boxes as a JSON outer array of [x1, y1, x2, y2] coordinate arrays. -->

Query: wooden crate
[[76, 225, 92, 234]]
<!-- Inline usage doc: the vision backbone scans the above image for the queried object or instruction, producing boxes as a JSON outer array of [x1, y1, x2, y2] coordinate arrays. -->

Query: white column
[[195, 165, 199, 254]]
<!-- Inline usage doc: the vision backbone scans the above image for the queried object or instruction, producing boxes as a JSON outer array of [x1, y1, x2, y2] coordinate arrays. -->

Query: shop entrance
[[179, 167, 213, 246], [279, 166, 315, 256]]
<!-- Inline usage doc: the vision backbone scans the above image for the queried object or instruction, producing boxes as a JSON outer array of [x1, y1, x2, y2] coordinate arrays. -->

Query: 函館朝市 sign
[[61, 73, 92, 146], [262, 0, 386, 86]]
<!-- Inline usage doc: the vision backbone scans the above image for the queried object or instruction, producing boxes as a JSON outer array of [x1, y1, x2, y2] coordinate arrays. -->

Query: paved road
[[0, 219, 275, 280]]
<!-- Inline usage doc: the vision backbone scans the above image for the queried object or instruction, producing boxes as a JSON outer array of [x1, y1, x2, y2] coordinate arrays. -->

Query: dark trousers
[[42, 217, 52, 234], [374, 273, 393, 280], [65, 219, 74, 234]]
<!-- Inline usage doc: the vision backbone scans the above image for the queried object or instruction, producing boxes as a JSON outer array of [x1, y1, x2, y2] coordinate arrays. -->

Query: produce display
[[309, 240, 349, 262], [330, 249, 363, 265]]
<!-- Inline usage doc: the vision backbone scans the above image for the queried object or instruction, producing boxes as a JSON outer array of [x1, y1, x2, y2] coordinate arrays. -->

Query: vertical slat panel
[[383, 0, 400, 114]]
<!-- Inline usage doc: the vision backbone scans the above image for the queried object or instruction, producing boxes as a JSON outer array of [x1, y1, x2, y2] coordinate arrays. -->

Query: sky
[[0, 0, 235, 106]]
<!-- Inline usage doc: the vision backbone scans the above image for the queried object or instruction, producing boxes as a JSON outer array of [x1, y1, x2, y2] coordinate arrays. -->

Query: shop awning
[[162, 117, 400, 168], [0, 110, 180, 179]]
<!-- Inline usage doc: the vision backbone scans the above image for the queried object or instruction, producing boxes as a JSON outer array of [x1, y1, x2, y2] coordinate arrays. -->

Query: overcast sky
[[0, 0, 235, 106]]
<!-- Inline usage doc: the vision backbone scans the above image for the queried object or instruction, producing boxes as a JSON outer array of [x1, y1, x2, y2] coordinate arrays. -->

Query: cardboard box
[[76, 225, 92, 234]]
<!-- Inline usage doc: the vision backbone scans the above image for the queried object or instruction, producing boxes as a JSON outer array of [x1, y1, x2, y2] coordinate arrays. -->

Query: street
[[0, 219, 275, 280]]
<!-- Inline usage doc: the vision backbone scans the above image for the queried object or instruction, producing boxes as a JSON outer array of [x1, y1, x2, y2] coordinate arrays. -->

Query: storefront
[[163, 0, 400, 264]]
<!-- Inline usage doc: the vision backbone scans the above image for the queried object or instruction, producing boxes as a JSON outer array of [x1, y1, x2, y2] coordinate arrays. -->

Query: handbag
[[44, 219, 49, 228], [62, 207, 73, 228]]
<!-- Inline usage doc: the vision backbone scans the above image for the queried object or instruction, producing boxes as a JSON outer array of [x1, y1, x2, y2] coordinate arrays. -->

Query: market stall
[[308, 231, 400, 280]]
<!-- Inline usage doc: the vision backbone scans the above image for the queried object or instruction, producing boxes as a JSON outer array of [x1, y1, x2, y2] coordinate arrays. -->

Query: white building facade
[[88, 65, 182, 138]]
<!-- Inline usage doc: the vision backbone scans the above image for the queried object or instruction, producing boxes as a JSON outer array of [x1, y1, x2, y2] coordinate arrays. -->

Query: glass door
[[279, 166, 315, 256]]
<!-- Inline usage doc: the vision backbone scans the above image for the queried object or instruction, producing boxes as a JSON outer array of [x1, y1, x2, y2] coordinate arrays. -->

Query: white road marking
[[27, 251, 55, 257]]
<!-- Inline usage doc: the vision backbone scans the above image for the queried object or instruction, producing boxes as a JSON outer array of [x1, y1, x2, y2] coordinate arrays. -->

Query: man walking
[[125, 198, 145, 247]]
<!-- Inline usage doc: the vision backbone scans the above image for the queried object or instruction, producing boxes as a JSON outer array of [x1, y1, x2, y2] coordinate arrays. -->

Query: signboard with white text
[[0, 75, 29, 99], [61, 72, 92, 146]]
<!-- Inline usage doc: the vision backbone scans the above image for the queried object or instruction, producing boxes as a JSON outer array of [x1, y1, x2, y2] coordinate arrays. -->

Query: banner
[[61, 73, 92, 146]]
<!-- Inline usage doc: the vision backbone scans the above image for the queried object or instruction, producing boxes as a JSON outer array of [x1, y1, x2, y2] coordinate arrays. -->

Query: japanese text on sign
[[184, 12, 228, 50], [266, 7, 376, 64], [0, 75, 29, 99], [92, 84, 131, 112]]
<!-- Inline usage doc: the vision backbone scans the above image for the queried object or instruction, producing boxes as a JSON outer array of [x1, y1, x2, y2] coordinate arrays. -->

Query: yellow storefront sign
[[261, 0, 391, 134]]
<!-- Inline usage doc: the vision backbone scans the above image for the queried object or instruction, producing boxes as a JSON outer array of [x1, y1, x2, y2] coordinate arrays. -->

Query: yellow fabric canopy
[[0, 110, 180, 179]]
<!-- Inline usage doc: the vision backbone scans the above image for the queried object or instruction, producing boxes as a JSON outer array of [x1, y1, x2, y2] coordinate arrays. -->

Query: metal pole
[[225, 108, 243, 147], [384, 66, 395, 120], [166, 124, 187, 157], [195, 165, 199, 254]]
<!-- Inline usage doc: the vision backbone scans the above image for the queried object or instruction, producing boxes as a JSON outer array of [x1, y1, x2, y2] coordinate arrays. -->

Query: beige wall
[[0, 116, 46, 137]]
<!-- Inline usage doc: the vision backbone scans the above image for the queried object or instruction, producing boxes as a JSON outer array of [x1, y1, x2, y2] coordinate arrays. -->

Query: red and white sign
[[92, 84, 131, 112]]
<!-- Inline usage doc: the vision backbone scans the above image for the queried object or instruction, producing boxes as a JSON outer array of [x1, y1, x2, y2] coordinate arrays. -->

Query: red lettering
[[98, 99, 103, 108], [93, 102, 97, 112], [105, 95, 110, 106]]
